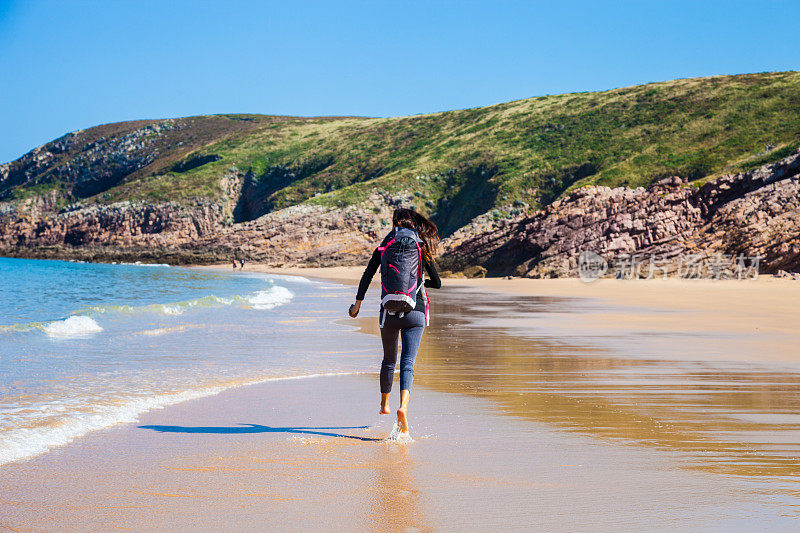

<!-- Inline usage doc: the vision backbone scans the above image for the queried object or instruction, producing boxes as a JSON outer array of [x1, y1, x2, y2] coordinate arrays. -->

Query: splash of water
[[384, 421, 414, 444]]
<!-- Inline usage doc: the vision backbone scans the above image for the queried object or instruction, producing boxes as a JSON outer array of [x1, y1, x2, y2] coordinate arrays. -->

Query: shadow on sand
[[139, 423, 383, 442]]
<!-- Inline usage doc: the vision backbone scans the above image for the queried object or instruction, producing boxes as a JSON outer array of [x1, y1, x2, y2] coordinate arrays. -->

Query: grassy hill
[[3, 71, 800, 235]]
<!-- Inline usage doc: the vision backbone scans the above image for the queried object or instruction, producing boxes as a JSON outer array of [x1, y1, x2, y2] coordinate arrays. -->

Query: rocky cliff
[[440, 151, 800, 277], [0, 168, 406, 266]]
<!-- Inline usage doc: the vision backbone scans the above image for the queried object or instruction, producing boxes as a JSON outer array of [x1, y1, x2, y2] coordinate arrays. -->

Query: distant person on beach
[[232, 258, 238, 269], [240, 258, 245, 269], [349, 208, 442, 435]]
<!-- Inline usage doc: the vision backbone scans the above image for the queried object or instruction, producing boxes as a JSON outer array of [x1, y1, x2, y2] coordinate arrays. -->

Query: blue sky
[[1, 0, 798, 163]]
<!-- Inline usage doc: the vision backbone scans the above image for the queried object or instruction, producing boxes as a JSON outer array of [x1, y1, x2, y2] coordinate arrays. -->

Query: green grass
[[5, 71, 800, 235], [10, 182, 64, 201]]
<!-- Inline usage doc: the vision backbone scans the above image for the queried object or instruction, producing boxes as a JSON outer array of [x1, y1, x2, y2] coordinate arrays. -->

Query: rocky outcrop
[[0, 121, 183, 200], [209, 189, 417, 265], [197, 200, 392, 266], [0, 181, 405, 265], [0, 197, 228, 263], [440, 151, 800, 277]]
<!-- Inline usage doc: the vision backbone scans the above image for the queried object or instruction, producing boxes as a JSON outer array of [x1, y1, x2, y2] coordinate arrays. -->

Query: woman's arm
[[423, 258, 442, 289], [356, 248, 381, 300], [350, 248, 381, 317]]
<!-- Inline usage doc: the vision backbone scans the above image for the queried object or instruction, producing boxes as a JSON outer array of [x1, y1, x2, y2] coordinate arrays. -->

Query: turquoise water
[[0, 258, 374, 466], [1, 258, 289, 327]]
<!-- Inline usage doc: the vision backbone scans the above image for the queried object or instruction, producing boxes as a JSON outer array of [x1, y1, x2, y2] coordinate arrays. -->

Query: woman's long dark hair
[[392, 207, 440, 263]]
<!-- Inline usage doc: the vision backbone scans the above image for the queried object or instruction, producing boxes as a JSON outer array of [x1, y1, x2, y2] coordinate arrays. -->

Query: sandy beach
[[3, 267, 800, 530]]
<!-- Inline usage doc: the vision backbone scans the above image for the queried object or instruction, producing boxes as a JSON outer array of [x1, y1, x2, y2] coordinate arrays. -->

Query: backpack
[[378, 227, 427, 325]]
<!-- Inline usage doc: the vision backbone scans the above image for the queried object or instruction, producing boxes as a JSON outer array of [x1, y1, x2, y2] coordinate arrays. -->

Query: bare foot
[[379, 393, 390, 414], [396, 407, 409, 433]]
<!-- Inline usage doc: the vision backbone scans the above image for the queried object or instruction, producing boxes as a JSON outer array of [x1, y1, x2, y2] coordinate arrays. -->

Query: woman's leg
[[380, 392, 390, 414], [396, 312, 425, 433], [398, 320, 424, 392], [379, 319, 400, 413], [396, 390, 411, 433]]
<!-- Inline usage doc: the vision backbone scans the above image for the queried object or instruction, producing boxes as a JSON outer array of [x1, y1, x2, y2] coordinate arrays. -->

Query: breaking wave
[[0, 316, 104, 337], [41, 316, 103, 337], [86, 284, 294, 316], [248, 286, 294, 309], [0, 285, 294, 337]]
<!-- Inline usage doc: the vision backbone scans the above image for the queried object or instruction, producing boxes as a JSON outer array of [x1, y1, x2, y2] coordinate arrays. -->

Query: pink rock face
[[0, 186, 395, 266], [440, 151, 800, 277]]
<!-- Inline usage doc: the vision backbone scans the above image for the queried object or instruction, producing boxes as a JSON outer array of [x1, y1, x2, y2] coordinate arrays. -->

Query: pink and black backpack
[[378, 227, 428, 326]]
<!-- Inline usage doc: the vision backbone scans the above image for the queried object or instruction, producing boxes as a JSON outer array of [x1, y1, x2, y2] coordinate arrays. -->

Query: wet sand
[[3, 271, 800, 529], [1, 375, 793, 531], [239, 264, 800, 367]]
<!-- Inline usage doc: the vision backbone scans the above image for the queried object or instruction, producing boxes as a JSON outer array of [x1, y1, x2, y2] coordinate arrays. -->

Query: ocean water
[[0, 257, 374, 466]]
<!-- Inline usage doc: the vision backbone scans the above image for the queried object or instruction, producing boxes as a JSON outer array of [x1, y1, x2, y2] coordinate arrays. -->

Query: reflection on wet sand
[[355, 288, 800, 491], [367, 445, 424, 531]]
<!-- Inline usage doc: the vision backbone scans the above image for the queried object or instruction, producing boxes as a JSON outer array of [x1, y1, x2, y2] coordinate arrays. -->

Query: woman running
[[348, 208, 442, 434]]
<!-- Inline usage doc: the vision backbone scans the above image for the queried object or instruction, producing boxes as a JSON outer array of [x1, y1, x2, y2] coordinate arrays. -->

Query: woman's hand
[[348, 300, 361, 318]]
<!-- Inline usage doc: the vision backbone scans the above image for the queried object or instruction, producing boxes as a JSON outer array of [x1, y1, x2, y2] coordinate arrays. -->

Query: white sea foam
[[0, 372, 362, 467], [158, 304, 186, 316], [41, 316, 103, 337], [0, 387, 229, 467], [248, 286, 294, 309]]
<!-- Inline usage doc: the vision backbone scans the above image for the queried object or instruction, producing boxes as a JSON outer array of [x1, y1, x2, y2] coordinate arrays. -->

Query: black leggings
[[379, 310, 425, 393]]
